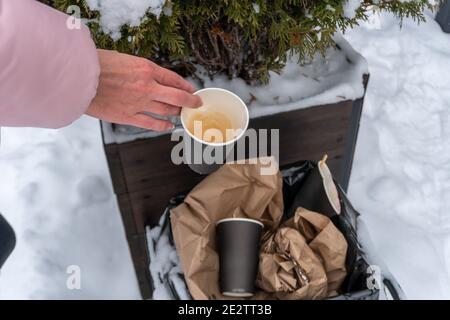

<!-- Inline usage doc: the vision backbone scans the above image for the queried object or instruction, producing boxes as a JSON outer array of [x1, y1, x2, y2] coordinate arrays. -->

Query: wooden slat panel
[[103, 143, 128, 195], [116, 193, 138, 236], [118, 100, 352, 193], [127, 234, 152, 299], [128, 154, 343, 232]]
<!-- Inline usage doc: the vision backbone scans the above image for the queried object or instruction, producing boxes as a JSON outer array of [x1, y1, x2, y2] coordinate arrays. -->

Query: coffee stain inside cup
[[186, 110, 236, 143]]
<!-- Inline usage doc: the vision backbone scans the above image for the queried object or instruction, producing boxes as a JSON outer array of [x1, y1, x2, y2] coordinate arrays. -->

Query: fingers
[[152, 84, 203, 108], [130, 113, 174, 131], [143, 101, 181, 116], [154, 66, 196, 93]]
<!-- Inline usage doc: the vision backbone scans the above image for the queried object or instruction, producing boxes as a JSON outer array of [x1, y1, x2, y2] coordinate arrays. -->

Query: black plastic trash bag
[[147, 160, 403, 300]]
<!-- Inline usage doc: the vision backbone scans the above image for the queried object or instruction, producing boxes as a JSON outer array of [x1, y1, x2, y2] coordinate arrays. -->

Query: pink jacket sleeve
[[0, 0, 100, 128]]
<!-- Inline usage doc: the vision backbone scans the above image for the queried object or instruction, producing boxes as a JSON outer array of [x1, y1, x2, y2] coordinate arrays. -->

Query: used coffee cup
[[180, 88, 249, 174], [285, 155, 341, 219], [216, 217, 264, 297]]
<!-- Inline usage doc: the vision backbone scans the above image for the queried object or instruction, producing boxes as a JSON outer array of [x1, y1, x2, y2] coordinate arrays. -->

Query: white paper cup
[[180, 88, 249, 174]]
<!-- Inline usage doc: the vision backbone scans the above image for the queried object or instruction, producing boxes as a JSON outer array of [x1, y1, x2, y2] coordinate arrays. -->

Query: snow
[[0, 117, 140, 299], [1, 8, 450, 300], [204, 34, 368, 117], [343, 0, 363, 19], [345, 10, 450, 299], [252, 3, 260, 14], [146, 213, 190, 300], [86, 0, 166, 41]]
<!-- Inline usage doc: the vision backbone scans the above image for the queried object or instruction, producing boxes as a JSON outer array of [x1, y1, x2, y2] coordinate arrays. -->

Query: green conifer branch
[[48, 0, 436, 84]]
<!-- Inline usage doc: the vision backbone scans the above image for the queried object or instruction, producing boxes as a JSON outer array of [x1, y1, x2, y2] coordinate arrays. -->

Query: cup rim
[[222, 291, 254, 298], [180, 88, 250, 147], [216, 217, 264, 228]]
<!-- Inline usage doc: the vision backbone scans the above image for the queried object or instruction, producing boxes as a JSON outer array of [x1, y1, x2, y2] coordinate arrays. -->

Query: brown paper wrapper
[[170, 158, 347, 300], [256, 208, 347, 300]]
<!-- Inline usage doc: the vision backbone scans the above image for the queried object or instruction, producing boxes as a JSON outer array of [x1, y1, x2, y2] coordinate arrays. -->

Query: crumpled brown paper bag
[[170, 159, 347, 300], [257, 208, 347, 300], [171, 159, 283, 300]]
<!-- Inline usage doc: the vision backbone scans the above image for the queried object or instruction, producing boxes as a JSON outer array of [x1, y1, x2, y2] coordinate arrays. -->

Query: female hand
[[86, 49, 202, 131]]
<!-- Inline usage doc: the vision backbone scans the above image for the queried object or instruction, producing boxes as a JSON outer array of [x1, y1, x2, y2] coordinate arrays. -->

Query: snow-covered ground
[[346, 10, 450, 299], [0, 9, 449, 299], [0, 118, 140, 299]]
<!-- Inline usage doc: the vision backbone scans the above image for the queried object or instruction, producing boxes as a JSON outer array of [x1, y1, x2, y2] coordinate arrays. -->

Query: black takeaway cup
[[216, 218, 264, 297]]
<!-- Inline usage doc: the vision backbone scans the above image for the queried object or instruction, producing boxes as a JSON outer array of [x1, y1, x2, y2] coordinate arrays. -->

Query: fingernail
[[196, 96, 203, 107]]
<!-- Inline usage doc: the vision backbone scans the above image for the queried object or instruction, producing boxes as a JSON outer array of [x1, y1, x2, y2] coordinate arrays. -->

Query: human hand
[[86, 49, 202, 131]]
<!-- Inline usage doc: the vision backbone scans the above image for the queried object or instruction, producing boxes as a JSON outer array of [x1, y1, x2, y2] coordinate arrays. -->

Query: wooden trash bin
[[101, 73, 368, 298]]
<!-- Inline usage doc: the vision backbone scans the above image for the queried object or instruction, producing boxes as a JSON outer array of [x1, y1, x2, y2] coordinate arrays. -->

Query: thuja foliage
[[49, 0, 435, 84]]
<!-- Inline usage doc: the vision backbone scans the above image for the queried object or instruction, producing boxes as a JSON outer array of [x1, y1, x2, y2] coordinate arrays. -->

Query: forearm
[[0, 0, 100, 128]]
